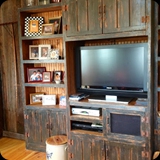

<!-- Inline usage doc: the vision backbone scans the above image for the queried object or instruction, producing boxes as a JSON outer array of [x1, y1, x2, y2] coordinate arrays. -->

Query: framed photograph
[[27, 67, 46, 82], [54, 71, 62, 84], [30, 92, 45, 104], [42, 24, 54, 35], [42, 71, 51, 82], [24, 17, 44, 37], [29, 45, 39, 59], [39, 44, 51, 59], [48, 16, 62, 34], [59, 96, 66, 106], [50, 49, 59, 59], [42, 95, 56, 105]]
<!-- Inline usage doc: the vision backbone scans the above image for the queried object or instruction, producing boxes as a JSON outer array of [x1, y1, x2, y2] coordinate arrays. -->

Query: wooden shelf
[[21, 34, 63, 40], [19, 3, 62, 13], [25, 104, 66, 110], [24, 82, 65, 87], [22, 59, 65, 64], [71, 130, 103, 137], [70, 115, 103, 123]]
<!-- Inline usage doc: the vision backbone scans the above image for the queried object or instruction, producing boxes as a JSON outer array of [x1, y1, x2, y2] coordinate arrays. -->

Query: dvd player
[[72, 122, 103, 132], [72, 107, 100, 117]]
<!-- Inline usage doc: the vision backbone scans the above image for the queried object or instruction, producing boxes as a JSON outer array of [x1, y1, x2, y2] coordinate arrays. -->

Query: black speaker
[[110, 113, 141, 136]]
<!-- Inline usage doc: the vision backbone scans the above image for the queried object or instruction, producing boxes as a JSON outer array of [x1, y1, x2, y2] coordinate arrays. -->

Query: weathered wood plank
[[0, 0, 24, 134]]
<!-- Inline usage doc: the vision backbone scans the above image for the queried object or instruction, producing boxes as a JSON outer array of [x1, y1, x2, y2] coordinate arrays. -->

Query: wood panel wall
[[0, 0, 25, 135]]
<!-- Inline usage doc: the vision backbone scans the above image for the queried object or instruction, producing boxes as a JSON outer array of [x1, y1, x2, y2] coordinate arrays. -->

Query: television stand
[[88, 95, 134, 104]]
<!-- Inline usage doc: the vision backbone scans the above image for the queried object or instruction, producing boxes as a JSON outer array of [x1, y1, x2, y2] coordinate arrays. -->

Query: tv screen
[[75, 43, 148, 98]]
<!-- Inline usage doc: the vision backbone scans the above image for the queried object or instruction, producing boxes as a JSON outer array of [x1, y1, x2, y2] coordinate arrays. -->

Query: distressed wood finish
[[64, 0, 148, 37], [24, 107, 66, 152], [68, 134, 147, 160], [0, 0, 24, 135], [64, 0, 154, 156], [18, 3, 67, 153]]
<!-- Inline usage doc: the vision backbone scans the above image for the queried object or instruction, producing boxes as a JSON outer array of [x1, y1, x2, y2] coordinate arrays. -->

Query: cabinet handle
[[99, 5, 102, 14], [50, 123, 53, 130], [104, 5, 106, 14], [47, 123, 49, 129]]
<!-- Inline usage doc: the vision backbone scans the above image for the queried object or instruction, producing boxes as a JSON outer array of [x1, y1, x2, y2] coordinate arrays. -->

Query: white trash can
[[46, 135, 67, 160]]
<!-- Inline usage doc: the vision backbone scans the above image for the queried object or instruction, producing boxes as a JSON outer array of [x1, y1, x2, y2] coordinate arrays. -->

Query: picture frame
[[29, 45, 39, 59], [42, 71, 51, 82], [49, 49, 60, 59], [39, 44, 51, 59], [48, 16, 62, 34], [42, 95, 56, 105], [42, 24, 54, 35], [27, 67, 46, 82], [30, 92, 45, 104], [54, 71, 62, 84], [39, 0, 50, 5], [59, 96, 66, 106], [24, 17, 43, 37]]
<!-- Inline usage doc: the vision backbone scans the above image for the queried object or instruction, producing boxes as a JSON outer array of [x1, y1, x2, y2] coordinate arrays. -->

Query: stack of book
[[69, 93, 89, 101]]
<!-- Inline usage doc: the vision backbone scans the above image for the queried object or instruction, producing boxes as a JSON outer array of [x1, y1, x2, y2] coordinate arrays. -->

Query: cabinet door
[[68, 135, 105, 160], [49, 110, 66, 136], [25, 109, 49, 151], [25, 109, 66, 152], [103, 0, 148, 33], [106, 141, 148, 160], [65, 0, 102, 36]]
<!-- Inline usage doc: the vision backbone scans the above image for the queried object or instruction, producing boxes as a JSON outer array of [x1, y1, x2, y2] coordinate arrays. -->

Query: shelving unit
[[64, 0, 154, 159], [17, 0, 160, 159], [18, 2, 66, 151]]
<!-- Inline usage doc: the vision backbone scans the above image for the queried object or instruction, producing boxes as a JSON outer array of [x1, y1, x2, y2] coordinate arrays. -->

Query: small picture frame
[[30, 92, 45, 104], [39, 44, 51, 59], [42, 71, 51, 82], [27, 67, 46, 82], [42, 95, 56, 105], [42, 24, 54, 35], [29, 45, 39, 59], [24, 17, 43, 37], [48, 16, 62, 34], [54, 71, 62, 81], [50, 49, 59, 59], [59, 96, 66, 106]]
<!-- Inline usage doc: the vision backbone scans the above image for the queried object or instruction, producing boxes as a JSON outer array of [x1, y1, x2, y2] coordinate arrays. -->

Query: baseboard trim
[[3, 131, 25, 140]]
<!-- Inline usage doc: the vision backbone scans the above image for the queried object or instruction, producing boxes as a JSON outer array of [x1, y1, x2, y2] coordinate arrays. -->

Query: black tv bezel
[[75, 43, 148, 98]]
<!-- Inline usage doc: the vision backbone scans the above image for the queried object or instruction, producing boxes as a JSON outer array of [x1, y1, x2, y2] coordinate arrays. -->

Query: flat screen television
[[75, 43, 148, 98]]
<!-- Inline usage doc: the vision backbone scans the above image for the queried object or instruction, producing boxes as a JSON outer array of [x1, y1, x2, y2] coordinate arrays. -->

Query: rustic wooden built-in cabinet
[[18, 3, 66, 152], [64, 0, 149, 37], [18, 0, 160, 159]]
